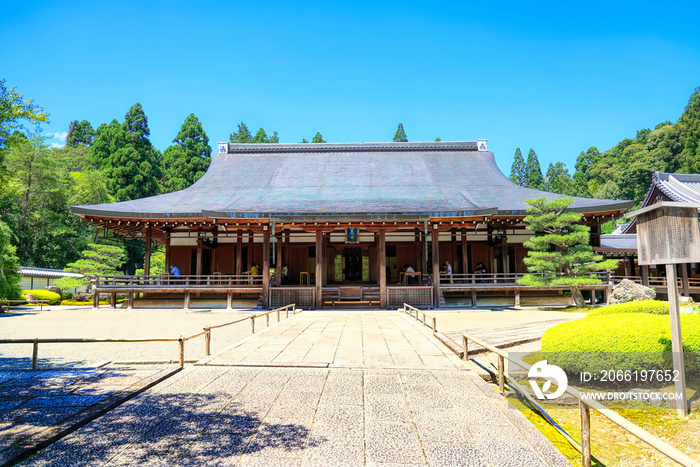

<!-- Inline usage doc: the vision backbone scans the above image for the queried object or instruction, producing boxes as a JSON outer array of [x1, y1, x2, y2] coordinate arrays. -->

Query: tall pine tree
[[509, 148, 526, 186], [393, 124, 408, 142], [91, 104, 161, 201], [161, 114, 211, 193], [230, 122, 278, 143], [518, 198, 618, 307], [66, 120, 95, 146], [524, 148, 544, 190], [311, 132, 326, 143]]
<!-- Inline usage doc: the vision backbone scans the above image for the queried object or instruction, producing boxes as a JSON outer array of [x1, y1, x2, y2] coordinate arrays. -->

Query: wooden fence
[[461, 332, 699, 467], [0, 304, 299, 369]]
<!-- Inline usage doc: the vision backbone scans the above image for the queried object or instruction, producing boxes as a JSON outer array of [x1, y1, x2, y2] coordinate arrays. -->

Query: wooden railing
[[402, 303, 437, 332], [0, 304, 299, 369], [95, 274, 263, 287], [461, 332, 699, 467], [1, 299, 50, 312], [439, 271, 612, 286]]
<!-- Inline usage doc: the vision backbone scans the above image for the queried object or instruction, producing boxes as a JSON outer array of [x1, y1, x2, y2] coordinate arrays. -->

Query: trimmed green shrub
[[586, 300, 669, 317], [541, 314, 700, 375], [21, 290, 61, 305]]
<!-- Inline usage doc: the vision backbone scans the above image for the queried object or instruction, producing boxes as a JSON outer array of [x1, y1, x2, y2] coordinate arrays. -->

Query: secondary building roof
[[72, 141, 632, 221]]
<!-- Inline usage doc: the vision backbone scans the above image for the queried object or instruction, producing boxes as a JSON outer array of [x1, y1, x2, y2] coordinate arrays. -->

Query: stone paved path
[[0, 366, 178, 465], [20, 312, 571, 466]]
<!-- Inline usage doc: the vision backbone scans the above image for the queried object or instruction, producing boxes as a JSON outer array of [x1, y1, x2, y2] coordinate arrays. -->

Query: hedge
[[21, 290, 61, 305], [586, 300, 669, 317], [541, 314, 700, 375]]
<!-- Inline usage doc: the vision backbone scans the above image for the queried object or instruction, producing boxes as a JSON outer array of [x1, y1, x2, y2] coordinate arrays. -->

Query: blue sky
[[2, 1, 699, 173]]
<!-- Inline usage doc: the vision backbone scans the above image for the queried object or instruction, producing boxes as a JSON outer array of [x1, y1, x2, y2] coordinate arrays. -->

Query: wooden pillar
[[164, 232, 171, 271], [451, 229, 457, 269], [501, 233, 508, 274], [211, 229, 218, 272], [276, 230, 283, 284], [432, 227, 440, 308], [196, 236, 203, 276], [144, 226, 152, 276], [421, 229, 428, 276], [641, 265, 650, 286], [679, 263, 690, 297], [414, 228, 421, 271], [666, 264, 689, 417], [379, 230, 387, 308], [315, 231, 323, 308], [247, 231, 254, 271], [461, 228, 468, 274], [262, 228, 270, 309], [236, 230, 242, 276]]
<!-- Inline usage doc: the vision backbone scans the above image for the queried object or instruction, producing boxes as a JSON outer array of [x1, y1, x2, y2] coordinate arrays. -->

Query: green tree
[[509, 148, 526, 186], [393, 123, 408, 142], [0, 219, 21, 299], [229, 122, 252, 143], [573, 147, 601, 197], [545, 162, 578, 196], [55, 243, 126, 290], [92, 104, 161, 201], [678, 87, 700, 173], [66, 120, 95, 146], [524, 149, 544, 190], [434, 137, 442, 142], [136, 245, 165, 276], [161, 113, 211, 192], [518, 198, 619, 307], [0, 79, 49, 152], [311, 132, 326, 143]]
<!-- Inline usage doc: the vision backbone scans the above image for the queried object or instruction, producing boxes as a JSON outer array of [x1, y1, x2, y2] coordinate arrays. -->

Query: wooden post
[[451, 229, 457, 271], [498, 354, 505, 393], [461, 228, 468, 275], [414, 228, 421, 273], [666, 264, 689, 417], [471, 290, 477, 307], [276, 230, 283, 284], [514, 289, 521, 307], [236, 230, 243, 277], [379, 230, 387, 308], [91, 276, 99, 309], [251, 316, 255, 333], [422, 229, 428, 278], [501, 233, 508, 274], [179, 337, 185, 367], [262, 228, 270, 309], [247, 231, 253, 271], [110, 293, 116, 308], [204, 328, 211, 356], [681, 263, 690, 297], [32, 338, 38, 370], [127, 292, 134, 310], [641, 265, 649, 286], [164, 232, 171, 271], [580, 400, 592, 467], [315, 231, 323, 308], [227, 292, 233, 310], [432, 227, 440, 308], [196, 236, 203, 276], [432, 316, 437, 333], [144, 226, 152, 276], [462, 335, 468, 361], [266, 313, 270, 327], [184, 292, 190, 310]]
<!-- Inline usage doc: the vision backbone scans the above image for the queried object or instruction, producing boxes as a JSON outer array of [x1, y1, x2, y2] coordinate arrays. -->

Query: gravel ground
[[0, 307, 262, 369]]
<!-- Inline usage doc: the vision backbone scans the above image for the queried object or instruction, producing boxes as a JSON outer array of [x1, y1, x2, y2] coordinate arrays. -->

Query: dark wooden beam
[[315, 231, 323, 308], [432, 227, 440, 308], [262, 228, 270, 308], [379, 230, 387, 308]]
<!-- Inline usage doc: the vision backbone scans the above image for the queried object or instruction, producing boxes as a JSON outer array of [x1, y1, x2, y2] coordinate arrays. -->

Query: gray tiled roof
[[600, 234, 638, 250], [72, 142, 632, 220]]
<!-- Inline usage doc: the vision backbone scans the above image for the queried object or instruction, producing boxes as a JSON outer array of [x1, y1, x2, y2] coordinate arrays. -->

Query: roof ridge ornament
[[477, 139, 488, 151]]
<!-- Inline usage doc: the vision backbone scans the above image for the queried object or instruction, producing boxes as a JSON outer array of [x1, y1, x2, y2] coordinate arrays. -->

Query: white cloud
[[52, 131, 68, 142], [49, 142, 64, 148]]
